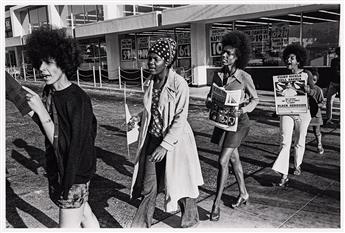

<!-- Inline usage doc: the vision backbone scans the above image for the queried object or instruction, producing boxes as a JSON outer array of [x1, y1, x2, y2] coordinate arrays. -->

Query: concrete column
[[103, 5, 125, 20], [47, 5, 64, 28], [191, 22, 207, 86], [105, 33, 120, 80], [15, 47, 21, 67]]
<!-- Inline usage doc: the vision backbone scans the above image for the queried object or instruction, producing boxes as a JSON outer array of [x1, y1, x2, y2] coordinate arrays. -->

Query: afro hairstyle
[[282, 43, 308, 68], [221, 30, 251, 69], [25, 25, 82, 78]]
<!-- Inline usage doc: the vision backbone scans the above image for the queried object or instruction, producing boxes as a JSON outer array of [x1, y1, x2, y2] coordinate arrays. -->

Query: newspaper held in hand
[[125, 104, 139, 145], [273, 73, 308, 115], [209, 83, 241, 132]]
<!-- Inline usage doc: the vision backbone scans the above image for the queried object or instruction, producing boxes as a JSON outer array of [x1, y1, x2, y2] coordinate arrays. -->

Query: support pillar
[[191, 23, 207, 86]]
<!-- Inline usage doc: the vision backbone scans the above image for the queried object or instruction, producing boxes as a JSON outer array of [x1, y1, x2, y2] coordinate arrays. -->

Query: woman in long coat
[[129, 38, 204, 228]]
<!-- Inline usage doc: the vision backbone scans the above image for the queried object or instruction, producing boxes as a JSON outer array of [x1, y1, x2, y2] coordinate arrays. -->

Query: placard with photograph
[[209, 83, 241, 131], [273, 73, 308, 115]]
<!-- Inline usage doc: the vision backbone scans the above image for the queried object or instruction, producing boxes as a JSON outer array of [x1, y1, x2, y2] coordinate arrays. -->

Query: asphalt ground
[[4, 80, 341, 230]]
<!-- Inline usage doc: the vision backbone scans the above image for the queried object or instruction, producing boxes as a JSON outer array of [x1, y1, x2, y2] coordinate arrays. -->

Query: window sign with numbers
[[177, 32, 191, 58], [210, 29, 230, 57], [121, 39, 133, 61], [137, 37, 149, 60], [271, 23, 289, 52]]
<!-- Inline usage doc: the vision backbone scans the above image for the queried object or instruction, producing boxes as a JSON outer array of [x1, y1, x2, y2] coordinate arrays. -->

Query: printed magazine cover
[[273, 73, 308, 115], [209, 83, 241, 131]]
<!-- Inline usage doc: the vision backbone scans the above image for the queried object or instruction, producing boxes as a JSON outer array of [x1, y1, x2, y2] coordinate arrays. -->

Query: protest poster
[[273, 73, 308, 115], [209, 83, 241, 131]]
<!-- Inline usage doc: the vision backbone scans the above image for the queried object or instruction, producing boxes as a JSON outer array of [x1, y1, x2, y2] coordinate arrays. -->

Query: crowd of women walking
[[5, 25, 338, 228]]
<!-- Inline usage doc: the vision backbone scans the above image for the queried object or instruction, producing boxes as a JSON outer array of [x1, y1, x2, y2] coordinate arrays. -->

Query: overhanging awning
[[75, 11, 160, 39]]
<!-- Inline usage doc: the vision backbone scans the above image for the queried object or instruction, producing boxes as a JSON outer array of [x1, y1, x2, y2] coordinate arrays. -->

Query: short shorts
[[49, 181, 90, 209]]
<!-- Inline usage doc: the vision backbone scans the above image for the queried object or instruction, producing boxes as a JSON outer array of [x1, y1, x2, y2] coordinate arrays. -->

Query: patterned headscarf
[[148, 38, 177, 67]]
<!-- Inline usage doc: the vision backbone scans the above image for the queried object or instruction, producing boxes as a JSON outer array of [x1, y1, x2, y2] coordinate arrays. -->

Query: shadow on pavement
[[90, 174, 175, 228], [99, 124, 126, 138], [12, 139, 46, 175], [6, 179, 58, 228], [89, 174, 125, 228], [96, 146, 133, 177]]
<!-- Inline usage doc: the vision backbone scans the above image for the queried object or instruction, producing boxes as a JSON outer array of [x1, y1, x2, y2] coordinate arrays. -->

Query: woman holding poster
[[205, 31, 259, 221], [272, 44, 315, 187], [128, 38, 203, 228]]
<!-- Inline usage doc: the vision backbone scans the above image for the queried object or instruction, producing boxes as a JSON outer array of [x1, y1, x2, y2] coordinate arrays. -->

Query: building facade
[[5, 4, 341, 89]]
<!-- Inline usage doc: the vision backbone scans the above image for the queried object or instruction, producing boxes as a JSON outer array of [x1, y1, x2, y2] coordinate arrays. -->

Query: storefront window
[[303, 21, 339, 66], [124, 4, 187, 16], [71, 5, 84, 26], [79, 38, 107, 69], [119, 30, 191, 82], [209, 7, 339, 68], [5, 17, 13, 38], [29, 6, 48, 31], [68, 5, 104, 26]]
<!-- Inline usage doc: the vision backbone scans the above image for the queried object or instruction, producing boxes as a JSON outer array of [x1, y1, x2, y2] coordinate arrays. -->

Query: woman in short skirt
[[206, 31, 259, 221]]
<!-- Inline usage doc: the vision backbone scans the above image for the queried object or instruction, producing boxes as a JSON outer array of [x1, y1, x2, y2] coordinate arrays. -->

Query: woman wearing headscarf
[[272, 43, 315, 187], [129, 38, 204, 228], [205, 31, 259, 221]]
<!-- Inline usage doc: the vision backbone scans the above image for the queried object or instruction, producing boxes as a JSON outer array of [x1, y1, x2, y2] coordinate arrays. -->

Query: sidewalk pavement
[[14, 80, 341, 229], [152, 88, 341, 229]]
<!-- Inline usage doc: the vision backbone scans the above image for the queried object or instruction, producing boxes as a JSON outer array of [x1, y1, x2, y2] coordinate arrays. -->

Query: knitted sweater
[[41, 83, 97, 199]]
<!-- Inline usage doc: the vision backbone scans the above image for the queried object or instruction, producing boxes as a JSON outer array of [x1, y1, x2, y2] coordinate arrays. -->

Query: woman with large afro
[[22, 25, 99, 228], [272, 43, 315, 187], [206, 30, 259, 221]]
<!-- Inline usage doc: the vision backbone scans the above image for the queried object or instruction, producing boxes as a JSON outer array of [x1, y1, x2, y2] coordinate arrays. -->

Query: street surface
[[5, 81, 341, 229]]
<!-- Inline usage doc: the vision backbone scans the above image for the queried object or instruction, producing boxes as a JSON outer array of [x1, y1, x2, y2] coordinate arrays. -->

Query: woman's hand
[[149, 145, 167, 162], [296, 84, 310, 95], [121, 115, 140, 131], [22, 86, 46, 115], [205, 96, 212, 109]]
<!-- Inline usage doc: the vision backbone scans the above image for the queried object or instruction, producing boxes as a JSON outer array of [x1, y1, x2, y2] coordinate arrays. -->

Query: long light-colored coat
[[130, 69, 204, 212]]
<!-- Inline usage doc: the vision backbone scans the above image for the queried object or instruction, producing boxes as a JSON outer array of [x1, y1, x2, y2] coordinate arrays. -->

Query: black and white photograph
[[2, 1, 343, 232], [273, 73, 309, 115]]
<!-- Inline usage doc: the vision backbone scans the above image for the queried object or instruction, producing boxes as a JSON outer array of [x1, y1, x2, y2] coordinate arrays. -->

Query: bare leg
[[81, 202, 100, 228], [213, 147, 235, 208], [229, 148, 248, 198], [313, 125, 324, 154], [59, 204, 85, 228]]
